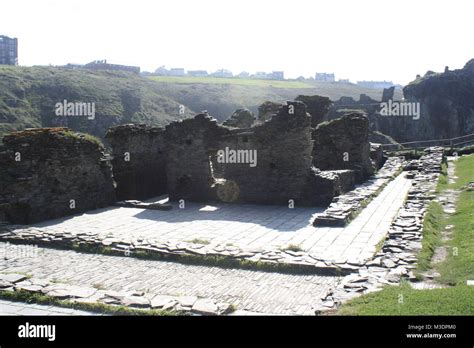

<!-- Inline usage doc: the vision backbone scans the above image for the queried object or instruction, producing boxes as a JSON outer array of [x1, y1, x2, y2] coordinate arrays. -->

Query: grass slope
[[0, 66, 194, 141], [0, 65, 400, 140], [150, 76, 399, 122], [438, 154, 474, 285], [338, 281, 474, 315]]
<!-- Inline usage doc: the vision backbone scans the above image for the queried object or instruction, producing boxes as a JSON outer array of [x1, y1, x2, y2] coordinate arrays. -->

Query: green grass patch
[[436, 154, 474, 285], [338, 281, 474, 315], [415, 202, 445, 275], [149, 75, 313, 88], [437, 189, 474, 285], [448, 154, 474, 190], [281, 244, 304, 252], [0, 289, 177, 316], [435, 162, 448, 192]]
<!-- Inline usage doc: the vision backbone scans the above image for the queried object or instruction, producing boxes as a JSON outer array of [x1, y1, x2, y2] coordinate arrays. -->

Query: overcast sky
[[2, 0, 473, 85]]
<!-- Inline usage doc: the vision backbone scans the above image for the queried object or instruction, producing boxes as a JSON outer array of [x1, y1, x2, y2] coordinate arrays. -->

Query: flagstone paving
[[0, 242, 340, 315], [6, 173, 412, 264], [0, 299, 98, 316]]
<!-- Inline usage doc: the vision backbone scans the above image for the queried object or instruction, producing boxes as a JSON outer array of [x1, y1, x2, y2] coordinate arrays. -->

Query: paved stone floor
[[0, 242, 339, 315], [0, 298, 98, 316], [18, 173, 412, 264]]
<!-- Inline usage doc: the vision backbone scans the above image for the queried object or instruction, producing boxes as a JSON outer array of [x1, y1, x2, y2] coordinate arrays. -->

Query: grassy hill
[[150, 75, 401, 121], [0, 66, 194, 142], [0, 66, 401, 141]]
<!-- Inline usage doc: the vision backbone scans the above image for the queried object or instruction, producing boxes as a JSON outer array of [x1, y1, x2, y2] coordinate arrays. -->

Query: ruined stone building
[[1, 100, 375, 224], [106, 101, 374, 207]]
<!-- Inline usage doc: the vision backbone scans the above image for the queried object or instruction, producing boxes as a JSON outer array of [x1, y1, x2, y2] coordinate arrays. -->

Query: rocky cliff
[[375, 59, 474, 142]]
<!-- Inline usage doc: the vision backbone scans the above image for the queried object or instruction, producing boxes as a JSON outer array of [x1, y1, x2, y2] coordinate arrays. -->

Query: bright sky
[[2, 0, 473, 85]]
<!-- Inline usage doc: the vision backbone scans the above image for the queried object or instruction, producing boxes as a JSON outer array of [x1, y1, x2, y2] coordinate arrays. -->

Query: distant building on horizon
[[155, 66, 169, 75], [315, 73, 335, 82], [356, 80, 394, 89], [251, 71, 285, 80], [153, 66, 185, 76], [84, 59, 140, 74], [271, 71, 284, 80], [169, 68, 185, 76], [338, 78, 350, 83], [187, 70, 208, 77], [0, 35, 18, 65], [211, 69, 233, 78]]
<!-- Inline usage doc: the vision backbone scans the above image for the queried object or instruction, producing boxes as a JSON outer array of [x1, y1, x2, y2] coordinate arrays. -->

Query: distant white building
[[315, 73, 335, 82], [271, 71, 284, 80], [211, 69, 233, 78], [155, 65, 169, 75], [251, 71, 284, 80], [187, 70, 208, 77], [169, 68, 185, 76]]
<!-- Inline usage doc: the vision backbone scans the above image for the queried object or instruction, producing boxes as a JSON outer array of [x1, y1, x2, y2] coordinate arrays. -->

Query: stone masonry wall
[[312, 112, 374, 182], [0, 128, 116, 224], [106, 103, 373, 207], [105, 124, 167, 200], [163, 113, 226, 202], [215, 102, 315, 205]]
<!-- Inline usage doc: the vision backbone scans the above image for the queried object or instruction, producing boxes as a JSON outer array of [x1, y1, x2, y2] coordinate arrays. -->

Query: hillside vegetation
[[0, 66, 194, 141], [0, 66, 394, 141], [150, 75, 395, 121]]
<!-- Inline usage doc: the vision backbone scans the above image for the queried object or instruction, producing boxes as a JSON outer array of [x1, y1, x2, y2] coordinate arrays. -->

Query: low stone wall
[[0, 128, 116, 224], [313, 156, 404, 226]]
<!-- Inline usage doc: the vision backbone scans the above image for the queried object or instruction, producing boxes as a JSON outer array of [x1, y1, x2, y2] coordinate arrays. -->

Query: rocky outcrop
[[312, 112, 374, 181], [0, 128, 116, 224], [223, 109, 255, 128], [385, 59, 474, 142]]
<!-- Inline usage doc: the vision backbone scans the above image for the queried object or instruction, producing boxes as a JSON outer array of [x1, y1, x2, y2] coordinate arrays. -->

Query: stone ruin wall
[[215, 102, 314, 205], [107, 101, 373, 206], [105, 125, 167, 201], [0, 128, 116, 224], [0, 101, 375, 224], [162, 113, 225, 202], [312, 112, 374, 182]]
